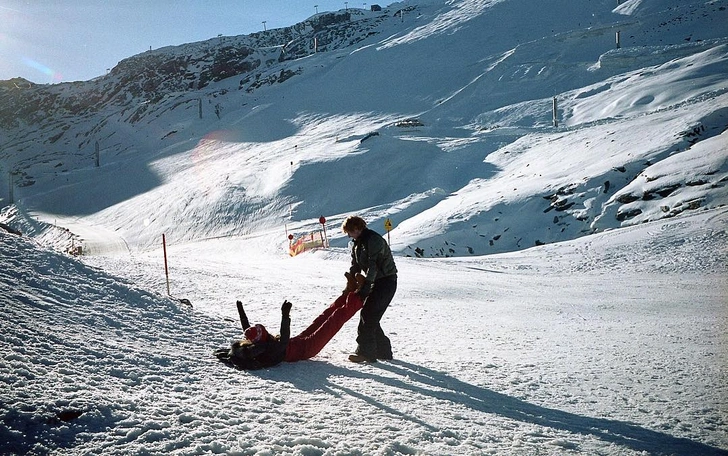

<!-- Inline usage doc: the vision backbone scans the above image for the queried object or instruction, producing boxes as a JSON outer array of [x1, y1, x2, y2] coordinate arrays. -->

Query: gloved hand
[[343, 272, 359, 294], [236, 300, 251, 330], [281, 300, 292, 318], [357, 281, 372, 299]]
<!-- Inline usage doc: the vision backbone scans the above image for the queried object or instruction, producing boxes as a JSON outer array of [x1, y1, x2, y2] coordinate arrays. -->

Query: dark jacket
[[349, 228, 398, 286], [214, 303, 290, 370]]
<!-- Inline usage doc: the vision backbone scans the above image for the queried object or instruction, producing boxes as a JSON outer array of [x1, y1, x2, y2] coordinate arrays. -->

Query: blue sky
[[0, 0, 358, 83]]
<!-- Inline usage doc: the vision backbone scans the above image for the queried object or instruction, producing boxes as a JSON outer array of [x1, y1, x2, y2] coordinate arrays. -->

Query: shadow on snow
[[266, 359, 728, 455]]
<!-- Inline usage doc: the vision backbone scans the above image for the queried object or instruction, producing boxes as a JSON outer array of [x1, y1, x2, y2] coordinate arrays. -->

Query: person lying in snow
[[214, 273, 365, 370]]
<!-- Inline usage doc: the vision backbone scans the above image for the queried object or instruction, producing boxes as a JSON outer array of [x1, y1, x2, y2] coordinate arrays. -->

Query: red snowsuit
[[214, 292, 364, 369], [285, 292, 363, 361]]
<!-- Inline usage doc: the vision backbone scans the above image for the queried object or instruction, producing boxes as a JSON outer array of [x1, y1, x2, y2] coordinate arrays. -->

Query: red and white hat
[[244, 324, 269, 343]]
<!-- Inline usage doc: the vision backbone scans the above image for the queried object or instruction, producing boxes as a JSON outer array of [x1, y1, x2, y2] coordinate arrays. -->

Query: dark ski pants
[[285, 293, 363, 362], [356, 275, 397, 360]]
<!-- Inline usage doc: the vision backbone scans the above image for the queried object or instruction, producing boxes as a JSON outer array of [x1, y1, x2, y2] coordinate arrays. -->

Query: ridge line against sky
[[0, 0, 374, 84]]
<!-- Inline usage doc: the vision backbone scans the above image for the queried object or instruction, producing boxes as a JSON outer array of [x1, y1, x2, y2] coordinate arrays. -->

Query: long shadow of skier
[[382, 360, 727, 455], [272, 359, 727, 456]]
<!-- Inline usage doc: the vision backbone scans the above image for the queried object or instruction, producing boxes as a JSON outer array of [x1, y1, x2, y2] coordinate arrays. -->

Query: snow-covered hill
[[2, 206, 726, 455], [1, 0, 726, 255], [1, 0, 727, 454]]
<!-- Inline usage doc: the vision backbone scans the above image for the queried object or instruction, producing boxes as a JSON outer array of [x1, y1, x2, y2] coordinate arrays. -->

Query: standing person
[[342, 215, 398, 363]]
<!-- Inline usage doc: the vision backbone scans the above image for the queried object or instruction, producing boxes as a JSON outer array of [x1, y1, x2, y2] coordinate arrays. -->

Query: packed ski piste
[[1, 0, 727, 454]]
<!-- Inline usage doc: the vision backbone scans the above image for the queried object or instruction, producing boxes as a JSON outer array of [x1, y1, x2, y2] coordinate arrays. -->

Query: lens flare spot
[[21, 57, 62, 82]]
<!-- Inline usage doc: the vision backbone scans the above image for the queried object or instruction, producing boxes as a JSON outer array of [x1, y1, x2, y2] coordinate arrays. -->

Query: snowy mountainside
[[0, 0, 727, 257], [1, 1, 728, 453], [0, 9, 367, 125]]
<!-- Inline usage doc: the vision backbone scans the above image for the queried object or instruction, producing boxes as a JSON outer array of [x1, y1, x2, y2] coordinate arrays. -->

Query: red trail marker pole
[[319, 215, 328, 248]]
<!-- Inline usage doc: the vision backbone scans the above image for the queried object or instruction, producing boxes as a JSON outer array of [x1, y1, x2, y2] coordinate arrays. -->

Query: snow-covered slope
[[1, 1, 727, 453], [1, 205, 726, 455], [1, 0, 726, 256]]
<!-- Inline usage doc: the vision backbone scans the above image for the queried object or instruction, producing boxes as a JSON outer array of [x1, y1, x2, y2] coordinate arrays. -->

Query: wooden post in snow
[[162, 234, 171, 295], [552, 97, 558, 128]]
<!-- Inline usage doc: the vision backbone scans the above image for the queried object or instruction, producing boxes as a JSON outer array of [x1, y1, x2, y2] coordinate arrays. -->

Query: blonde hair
[[231, 339, 253, 356], [342, 215, 367, 233]]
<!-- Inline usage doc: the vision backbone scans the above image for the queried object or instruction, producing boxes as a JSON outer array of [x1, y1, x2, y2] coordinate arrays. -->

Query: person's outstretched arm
[[279, 300, 292, 344], [236, 300, 251, 330]]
